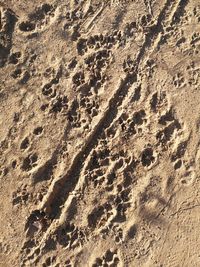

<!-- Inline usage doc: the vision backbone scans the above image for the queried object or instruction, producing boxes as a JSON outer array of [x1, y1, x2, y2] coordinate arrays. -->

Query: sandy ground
[[0, 0, 200, 266]]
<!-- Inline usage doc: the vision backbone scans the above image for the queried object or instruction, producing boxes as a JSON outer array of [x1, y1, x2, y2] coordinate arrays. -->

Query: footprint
[[150, 91, 167, 113], [42, 256, 58, 267], [127, 224, 137, 239], [156, 119, 181, 145], [64, 259, 72, 267], [21, 153, 38, 171], [28, 4, 54, 21], [19, 21, 36, 32], [171, 140, 188, 162], [12, 184, 31, 206], [92, 249, 120, 267], [174, 159, 183, 170], [50, 95, 68, 113], [173, 72, 185, 88], [11, 68, 22, 79], [123, 56, 135, 74], [180, 167, 196, 186], [9, 51, 21, 64], [141, 146, 156, 167], [55, 223, 86, 249], [20, 137, 30, 150], [33, 127, 43, 135], [11, 68, 30, 83], [11, 159, 17, 169], [18, 3, 55, 33], [25, 209, 48, 237]]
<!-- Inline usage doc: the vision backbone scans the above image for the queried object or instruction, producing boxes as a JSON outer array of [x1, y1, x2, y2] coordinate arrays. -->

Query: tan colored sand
[[0, 0, 200, 266]]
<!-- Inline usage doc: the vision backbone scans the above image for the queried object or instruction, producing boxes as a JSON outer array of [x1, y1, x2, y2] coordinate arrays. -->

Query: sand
[[0, 0, 200, 266]]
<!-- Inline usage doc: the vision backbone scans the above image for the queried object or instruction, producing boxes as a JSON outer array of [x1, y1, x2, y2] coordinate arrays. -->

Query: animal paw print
[[67, 100, 81, 127], [80, 96, 99, 117], [9, 51, 22, 64], [141, 145, 156, 168], [56, 223, 86, 249], [92, 249, 120, 267], [190, 32, 200, 54], [12, 184, 31, 206], [63, 7, 82, 29], [11, 68, 30, 84], [77, 32, 115, 55], [108, 179, 132, 221], [87, 169, 106, 188], [112, 224, 124, 244], [123, 56, 136, 74], [50, 95, 68, 113], [77, 38, 87, 55], [19, 4, 54, 33], [87, 205, 105, 228], [173, 72, 185, 88], [138, 14, 152, 28], [68, 57, 77, 70], [0, 240, 10, 255], [156, 112, 182, 147], [42, 256, 60, 267], [41, 66, 62, 101], [132, 109, 146, 132], [190, 32, 200, 46], [84, 49, 112, 78], [131, 84, 141, 102], [43, 67, 54, 78], [64, 259, 73, 267], [150, 91, 167, 113], [42, 83, 57, 98], [11, 68, 22, 79], [180, 166, 196, 186], [171, 140, 187, 170], [72, 71, 85, 87], [33, 126, 43, 135], [146, 59, 156, 78], [186, 62, 199, 86], [20, 137, 30, 150], [25, 209, 48, 237], [21, 153, 38, 171], [19, 21, 36, 32], [123, 21, 137, 39], [33, 185, 48, 204], [86, 146, 110, 182], [42, 77, 68, 114], [119, 109, 146, 137], [193, 5, 200, 23]]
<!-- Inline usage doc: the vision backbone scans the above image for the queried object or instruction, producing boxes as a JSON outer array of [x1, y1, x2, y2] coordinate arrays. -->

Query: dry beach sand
[[0, 0, 200, 266]]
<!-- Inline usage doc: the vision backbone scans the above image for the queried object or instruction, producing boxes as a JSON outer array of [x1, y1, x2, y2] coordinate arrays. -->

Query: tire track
[[40, 73, 136, 215], [22, 0, 189, 265], [136, 0, 188, 64], [40, 0, 187, 219]]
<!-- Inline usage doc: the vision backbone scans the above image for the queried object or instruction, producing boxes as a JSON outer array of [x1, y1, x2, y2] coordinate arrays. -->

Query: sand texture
[[0, 0, 200, 266]]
